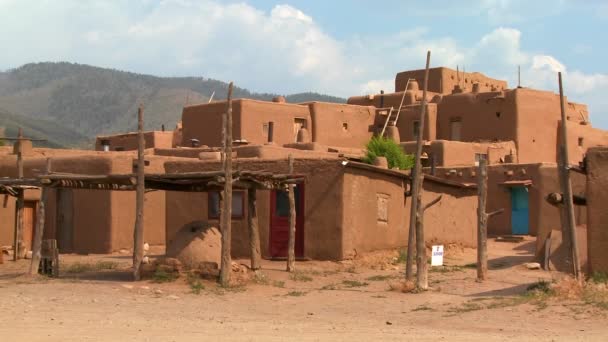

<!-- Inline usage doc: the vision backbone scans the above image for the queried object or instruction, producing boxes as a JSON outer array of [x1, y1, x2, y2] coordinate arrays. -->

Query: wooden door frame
[[269, 184, 305, 258]]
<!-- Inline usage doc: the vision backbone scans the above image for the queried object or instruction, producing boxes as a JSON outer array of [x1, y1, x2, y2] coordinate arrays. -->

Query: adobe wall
[[164, 158, 345, 260], [341, 167, 406, 258], [308, 102, 375, 148], [392, 103, 437, 141], [422, 182, 478, 248], [239, 100, 310, 146], [436, 91, 518, 144], [561, 120, 608, 165], [395, 67, 507, 94], [585, 147, 608, 273], [181, 101, 241, 147], [0, 194, 17, 247], [95, 131, 174, 151], [401, 140, 517, 167], [428, 163, 586, 239]]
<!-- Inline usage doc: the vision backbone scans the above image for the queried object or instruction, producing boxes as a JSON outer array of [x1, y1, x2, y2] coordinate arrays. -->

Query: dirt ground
[[1, 237, 606, 341]]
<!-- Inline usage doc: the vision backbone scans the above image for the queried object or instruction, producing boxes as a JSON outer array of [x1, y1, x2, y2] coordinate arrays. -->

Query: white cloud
[[0, 0, 606, 127]]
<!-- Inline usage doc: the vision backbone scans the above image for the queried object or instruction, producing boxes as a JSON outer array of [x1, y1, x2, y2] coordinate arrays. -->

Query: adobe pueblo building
[[1, 66, 607, 272]]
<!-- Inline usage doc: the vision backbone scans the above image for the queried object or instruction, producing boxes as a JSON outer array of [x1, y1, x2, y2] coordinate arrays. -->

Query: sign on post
[[431, 245, 444, 266]]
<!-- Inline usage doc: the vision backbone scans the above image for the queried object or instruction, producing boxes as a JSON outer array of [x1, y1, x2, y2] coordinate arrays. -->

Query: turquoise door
[[510, 187, 529, 235]]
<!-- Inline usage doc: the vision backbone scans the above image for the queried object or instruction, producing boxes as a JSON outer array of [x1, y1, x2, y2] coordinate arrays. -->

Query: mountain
[[0, 62, 346, 147], [0, 107, 89, 148]]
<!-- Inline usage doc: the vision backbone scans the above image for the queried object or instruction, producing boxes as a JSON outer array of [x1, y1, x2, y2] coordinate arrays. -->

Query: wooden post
[[287, 154, 296, 272], [219, 82, 234, 287], [248, 188, 261, 270], [416, 194, 442, 289], [133, 105, 145, 281], [557, 72, 581, 280], [477, 157, 489, 281], [29, 158, 51, 275], [476, 156, 504, 281], [406, 51, 431, 280], [13, 127, 24, 261]]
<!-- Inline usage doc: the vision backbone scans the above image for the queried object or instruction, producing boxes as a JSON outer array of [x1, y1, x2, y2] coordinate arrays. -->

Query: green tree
[[362, 136, 414, 170]]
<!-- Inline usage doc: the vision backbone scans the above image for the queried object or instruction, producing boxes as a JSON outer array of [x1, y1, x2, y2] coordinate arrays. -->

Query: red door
[[269, 185, 304, 258]]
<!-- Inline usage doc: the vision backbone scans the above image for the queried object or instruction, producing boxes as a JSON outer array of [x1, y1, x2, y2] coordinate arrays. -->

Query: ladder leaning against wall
[[379, 78, 415, 137]]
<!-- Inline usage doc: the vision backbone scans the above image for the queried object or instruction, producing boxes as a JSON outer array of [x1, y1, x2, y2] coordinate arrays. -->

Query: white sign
[[431, 245, 444, 266]]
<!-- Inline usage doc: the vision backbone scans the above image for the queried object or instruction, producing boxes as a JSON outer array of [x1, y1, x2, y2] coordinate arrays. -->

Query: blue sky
[[1, 0, 607, 127]]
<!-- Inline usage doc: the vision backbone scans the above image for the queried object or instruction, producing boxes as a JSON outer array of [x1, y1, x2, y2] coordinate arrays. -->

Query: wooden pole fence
[[133, 105, 145, 281], [476, 157, 504, 281], [220, 82, 234, 287], [248, 188, 261, 270], [406, 50, 431, 281], [557, 72, 581, 280], [287, 154, 296, 272], [29, 158, 51, 275]]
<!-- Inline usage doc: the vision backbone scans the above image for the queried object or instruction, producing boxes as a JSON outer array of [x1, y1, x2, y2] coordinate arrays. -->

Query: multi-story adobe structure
[[2, 66, 607, 271]]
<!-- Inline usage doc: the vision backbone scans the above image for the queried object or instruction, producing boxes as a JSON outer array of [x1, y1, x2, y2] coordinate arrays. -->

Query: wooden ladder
[[380, 78, 414, 137]]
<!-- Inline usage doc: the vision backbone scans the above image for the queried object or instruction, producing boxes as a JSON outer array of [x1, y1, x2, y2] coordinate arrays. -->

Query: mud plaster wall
[[561, 120, 608, 165], [585, 147, 608, 273], [429, 163, 586, 238], [341, 168, 406, 259], [308, 102, 375, 148], [436, 91, 517, 144], [95, 131, 174, 151], [422, 183, 478, 248], [0, 153, 168, 253], [239, 100, 311, 146], [395, 67, 507, 94], [164, 158, 345, 260], [393, 104, 437, 141], [401, 140, 517, 167], [181, 101, 240, 147]]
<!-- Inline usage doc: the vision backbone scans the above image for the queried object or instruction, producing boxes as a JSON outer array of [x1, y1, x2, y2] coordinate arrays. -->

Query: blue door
[[510, 187, 529, 235]]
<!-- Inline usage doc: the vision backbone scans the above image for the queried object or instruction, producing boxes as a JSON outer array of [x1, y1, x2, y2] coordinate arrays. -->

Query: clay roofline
[[423, 174, 477, 189], [342, 160, 410, 180], [183, 98, 308, 109], [97, 131, 170, 139]]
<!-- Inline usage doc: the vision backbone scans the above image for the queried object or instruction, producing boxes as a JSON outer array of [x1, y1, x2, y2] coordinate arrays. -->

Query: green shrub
[[363, 137, 414, 170]]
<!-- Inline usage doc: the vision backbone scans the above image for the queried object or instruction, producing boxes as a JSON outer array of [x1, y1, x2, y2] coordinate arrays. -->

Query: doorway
[[269, 185, 304, 258], [56, 189, 74, 253], [21, 201, 37, 251], [510, 187, 529, 235]]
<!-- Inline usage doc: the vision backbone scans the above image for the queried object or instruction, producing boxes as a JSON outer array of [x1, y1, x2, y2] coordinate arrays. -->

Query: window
[[294, 118, 307, 142], [114, 147, 125, 151], [578, 137, 584, 147], [208, 191, 245, 219], [377, 193, 389, 223], [450, 118, 462, 141], [413, 120, 420, 140], [342, 122, 349, 131]]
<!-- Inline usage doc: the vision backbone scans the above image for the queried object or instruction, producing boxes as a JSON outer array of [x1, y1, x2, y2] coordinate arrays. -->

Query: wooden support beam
[[29, 158, 51, 275], [406, 50, 431, 281], [477, 157, 489, 281], [248, 188, 261, 270], [13, 128, 24, 261], [287, 154, 296, 272], [557, 72, 581, 281], [133, 105, 145, 281], [220, 82, 234, 287]]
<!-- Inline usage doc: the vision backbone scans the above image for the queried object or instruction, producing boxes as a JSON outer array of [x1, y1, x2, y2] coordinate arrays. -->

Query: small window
[[208, 191, 245, 219], [342, 122, 348, 131], [377, 193, 389, 223], [114, 147, 125, 151], [578, 137, 584, 147], [413, 120, 420, 139], [450, 118, 462, 141], [496, 112, 501, 118]]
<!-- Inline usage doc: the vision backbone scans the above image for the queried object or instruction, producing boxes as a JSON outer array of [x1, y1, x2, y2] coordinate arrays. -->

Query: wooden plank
[[220, 82, 234, 287], [133, 105, 145, 281], [406, 50, 431, 281], [287, 154, 296, 272]]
